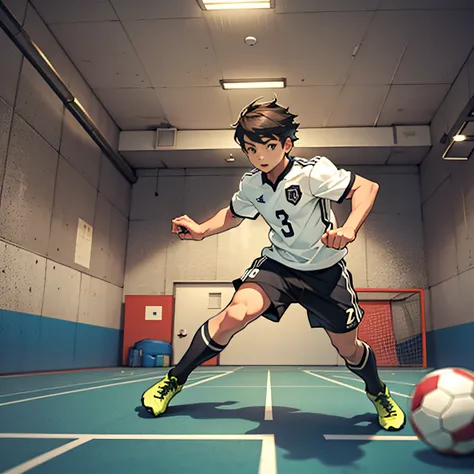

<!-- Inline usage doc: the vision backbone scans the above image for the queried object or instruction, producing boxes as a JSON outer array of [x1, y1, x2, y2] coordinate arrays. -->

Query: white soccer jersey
[[230, 156, 355, 271]]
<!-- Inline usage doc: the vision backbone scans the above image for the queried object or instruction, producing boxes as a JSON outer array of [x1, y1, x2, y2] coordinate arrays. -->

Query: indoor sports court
[[1, 1, 474, 473]]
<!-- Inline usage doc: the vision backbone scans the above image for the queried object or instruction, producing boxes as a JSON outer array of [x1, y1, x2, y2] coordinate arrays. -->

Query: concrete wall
[[0, 0, 131, 373], [420, 47, 474, 369]]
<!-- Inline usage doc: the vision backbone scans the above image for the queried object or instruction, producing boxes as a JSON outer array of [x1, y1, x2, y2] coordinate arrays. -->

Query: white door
[[173, 283, 235, 364], [173, 283, 341, 366]]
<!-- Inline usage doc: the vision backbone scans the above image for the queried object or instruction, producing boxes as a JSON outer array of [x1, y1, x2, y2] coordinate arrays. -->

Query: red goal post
[[354, 288, 426, 368]]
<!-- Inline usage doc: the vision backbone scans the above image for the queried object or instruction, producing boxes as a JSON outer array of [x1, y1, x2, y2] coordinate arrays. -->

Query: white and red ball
[[409, 367, 474, 455]]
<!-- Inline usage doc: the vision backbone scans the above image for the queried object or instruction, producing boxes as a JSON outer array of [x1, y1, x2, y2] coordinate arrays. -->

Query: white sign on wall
[[75, 218, 93, 268], [145, 306, 163, 321]]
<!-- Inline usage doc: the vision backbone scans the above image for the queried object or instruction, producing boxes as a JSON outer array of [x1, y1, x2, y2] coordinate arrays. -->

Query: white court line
[[333, 375, 416, 386], [0, 372, 216, 399], [0, 368, 143, 379], [0, 433, 276, 474], [303, 371, 411, 398], [194, 385, 340, 388], [0, 371, 112, 379], [190, 370, 230, 373], [264, 371, 273, 421], [259, 435, 277, 474], [323, 435, 418, 441], [181, 368, 243, 389], [0, 368, 231, 380], [1, 437, 92, 474], [302, 369, 429, 373], [0, 433, 267, 440], [0, 369, 242, 407], [0, 370, 165, 398]]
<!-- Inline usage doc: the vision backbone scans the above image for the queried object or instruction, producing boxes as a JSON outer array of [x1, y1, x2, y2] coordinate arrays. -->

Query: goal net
[[355, 289, 426, 367]]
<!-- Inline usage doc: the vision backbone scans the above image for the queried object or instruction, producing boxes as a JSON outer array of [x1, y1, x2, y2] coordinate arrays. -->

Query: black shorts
[[232, 256, 365, 333]]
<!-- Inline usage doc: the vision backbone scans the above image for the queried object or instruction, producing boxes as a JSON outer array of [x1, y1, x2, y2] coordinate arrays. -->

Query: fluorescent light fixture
[[197, 0, 274, 11], [220, 78, 286, 89], [453, 134, 467, 142]]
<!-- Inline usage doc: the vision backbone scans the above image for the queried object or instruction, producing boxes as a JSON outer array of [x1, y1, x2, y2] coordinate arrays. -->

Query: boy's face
[[242, 135, 292, 173]]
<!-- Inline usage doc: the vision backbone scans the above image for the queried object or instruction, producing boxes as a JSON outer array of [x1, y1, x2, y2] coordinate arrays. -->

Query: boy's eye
[[248, 147, 256, 154], [267, 144, 276, 151]]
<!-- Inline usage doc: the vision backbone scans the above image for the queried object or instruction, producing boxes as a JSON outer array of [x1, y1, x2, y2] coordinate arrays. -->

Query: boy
[[141, 97, 406, 431]]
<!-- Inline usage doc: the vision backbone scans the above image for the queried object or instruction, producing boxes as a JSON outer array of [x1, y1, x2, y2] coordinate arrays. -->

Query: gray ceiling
[[29, 0, 474, 169]]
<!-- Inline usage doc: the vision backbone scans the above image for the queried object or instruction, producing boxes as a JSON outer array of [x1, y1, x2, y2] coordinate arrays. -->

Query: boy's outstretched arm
[[322, 175, 379, 249], [342, 174, 379, 234], [172, 206, 243, 241]]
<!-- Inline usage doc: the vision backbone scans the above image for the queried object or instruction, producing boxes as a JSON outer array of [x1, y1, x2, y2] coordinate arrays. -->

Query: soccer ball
[[409, 367, 474, 455]]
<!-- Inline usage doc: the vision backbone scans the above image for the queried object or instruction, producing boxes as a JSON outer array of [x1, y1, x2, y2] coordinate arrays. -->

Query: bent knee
[[332, 339, 361, 360], [220, 302, 259, 331]]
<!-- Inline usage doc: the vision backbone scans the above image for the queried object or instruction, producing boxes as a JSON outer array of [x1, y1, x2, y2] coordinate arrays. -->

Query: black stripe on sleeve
[[229, 200, 260, 220], [337, 172, 356, 203]]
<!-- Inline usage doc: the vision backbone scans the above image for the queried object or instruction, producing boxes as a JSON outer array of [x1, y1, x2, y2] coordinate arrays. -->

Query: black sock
[[345, 341, 384, 396], [169, 321, 226, 385]]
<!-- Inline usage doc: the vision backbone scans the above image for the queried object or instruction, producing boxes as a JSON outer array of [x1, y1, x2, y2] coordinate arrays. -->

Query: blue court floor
[[0, 366, 473, 473]]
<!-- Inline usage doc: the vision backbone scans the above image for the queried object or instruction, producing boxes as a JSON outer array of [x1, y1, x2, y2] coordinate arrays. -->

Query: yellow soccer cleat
[[367, 383, 406, 431], [141, 373, 184, 417]]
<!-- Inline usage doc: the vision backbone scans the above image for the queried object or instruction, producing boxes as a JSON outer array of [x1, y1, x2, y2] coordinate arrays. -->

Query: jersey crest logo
[[285, 185, 302, 205], [256, 194, 265, 203]]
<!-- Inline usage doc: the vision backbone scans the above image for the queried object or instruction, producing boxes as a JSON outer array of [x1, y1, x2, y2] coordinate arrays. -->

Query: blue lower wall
[[426, 321, 474, 370], [0, 309, 122, 374]]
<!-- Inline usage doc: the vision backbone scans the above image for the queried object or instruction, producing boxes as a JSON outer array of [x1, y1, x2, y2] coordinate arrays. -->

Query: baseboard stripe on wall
[[0, 310, 122, 374]]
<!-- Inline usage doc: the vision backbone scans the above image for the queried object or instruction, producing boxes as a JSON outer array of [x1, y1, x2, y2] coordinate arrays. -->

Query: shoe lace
[[375, 393, 396, 418], [153, 377, 177, 400]]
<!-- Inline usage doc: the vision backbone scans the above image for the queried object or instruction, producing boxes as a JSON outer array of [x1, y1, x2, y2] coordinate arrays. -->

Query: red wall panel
[[122, 295, 218, 366], [122, 295, 174, 365]]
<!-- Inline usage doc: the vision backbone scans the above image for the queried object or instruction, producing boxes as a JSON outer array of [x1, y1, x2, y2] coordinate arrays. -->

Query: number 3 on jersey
[[275, 210, 294, 238]]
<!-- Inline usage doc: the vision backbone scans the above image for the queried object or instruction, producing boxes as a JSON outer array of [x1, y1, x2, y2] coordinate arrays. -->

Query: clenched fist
[[321, 226, 356, 250]]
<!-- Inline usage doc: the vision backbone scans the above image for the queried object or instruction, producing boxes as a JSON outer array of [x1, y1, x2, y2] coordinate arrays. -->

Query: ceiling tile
[[377, 0, 474, 10], [31, 0, 117, 23], [272, 12, 375, 86], [111, 0, 202, 20], [205, 10, 284, 80], [275, 0, 379, 13], [123, 18, 221, 87], [377, 84, 450, 126], [393, 10, 474, 84], [325, 85, 389, 127], [50, 21, 150, 88], [94, 88, 168, 130], [155, 86, 233, 129], [346, 11, 413, 86]]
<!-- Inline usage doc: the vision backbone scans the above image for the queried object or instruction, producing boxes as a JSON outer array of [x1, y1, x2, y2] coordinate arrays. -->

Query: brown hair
[[232, 96, 300, 153]]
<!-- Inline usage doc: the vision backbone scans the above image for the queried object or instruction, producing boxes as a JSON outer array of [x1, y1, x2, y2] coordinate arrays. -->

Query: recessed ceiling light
[[220, 78, 286, 90], [453, 134, 467, 142], [197, 0, 274, 11]]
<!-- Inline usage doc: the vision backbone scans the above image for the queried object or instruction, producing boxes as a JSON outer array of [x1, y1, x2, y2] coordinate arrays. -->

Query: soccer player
[[141, 97, 406, 431]]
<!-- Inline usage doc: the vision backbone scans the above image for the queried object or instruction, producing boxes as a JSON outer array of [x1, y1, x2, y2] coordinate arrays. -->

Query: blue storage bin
[[142, 353, 156, 367], [155, 355, 164, 367], [134, 340, 172, 356], [127, 347, 141, 367]]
